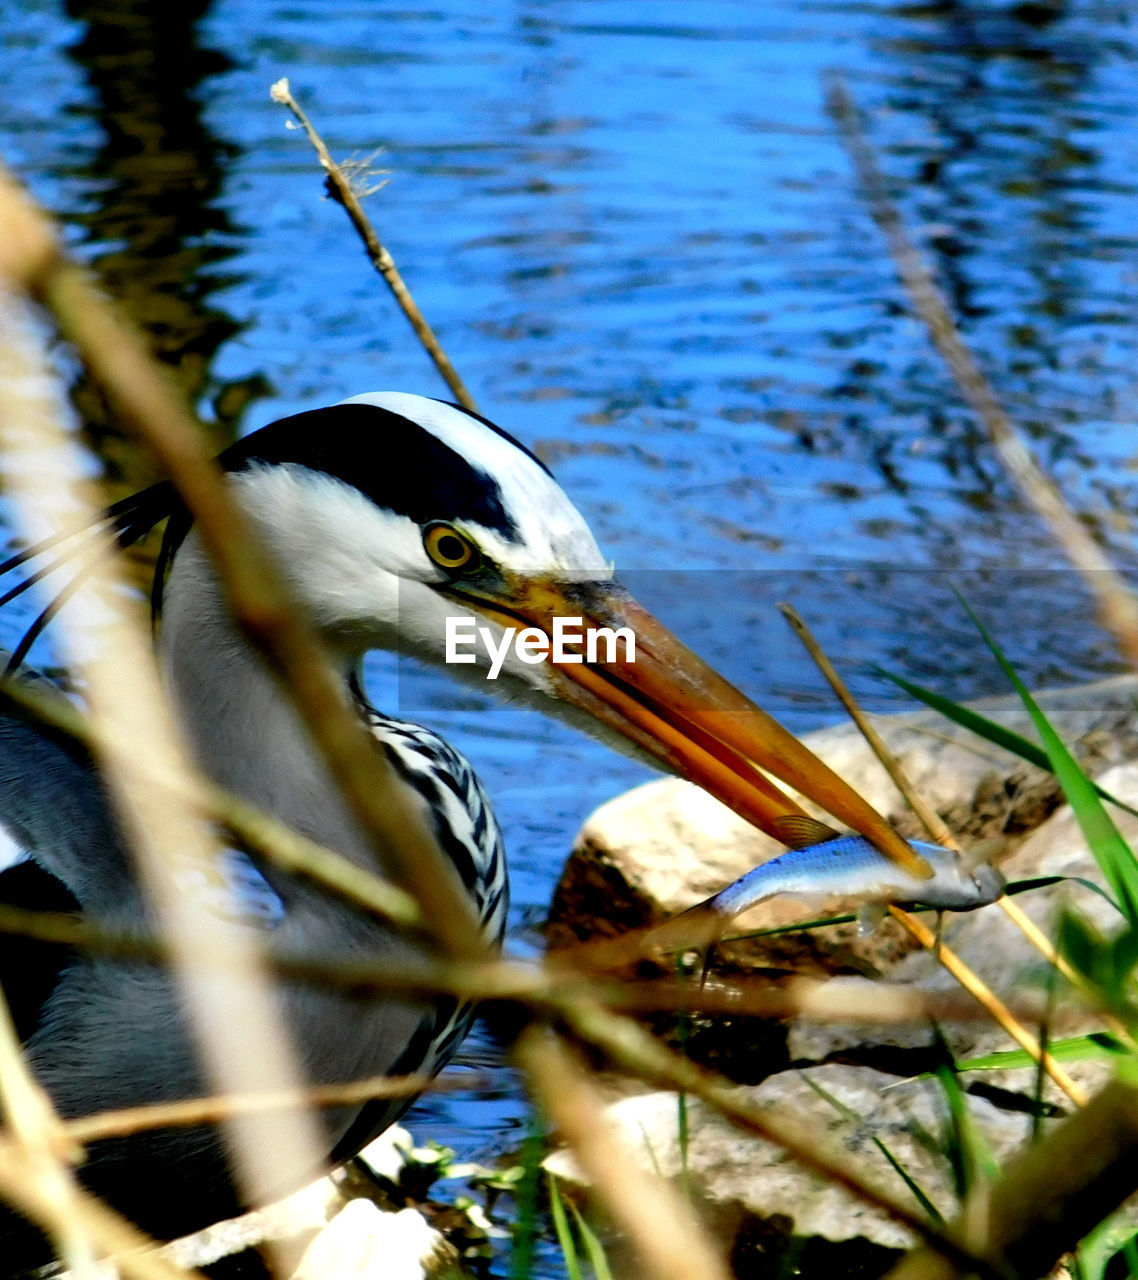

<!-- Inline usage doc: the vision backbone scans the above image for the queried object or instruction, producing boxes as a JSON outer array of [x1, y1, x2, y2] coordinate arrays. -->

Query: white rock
[[289, 1200, 453, 1280], [163, 1176, 344, 1268], [162, 1124, 437, 1273], [356, 1125, 415, 1181], [546, 1064, 1033, 1250]]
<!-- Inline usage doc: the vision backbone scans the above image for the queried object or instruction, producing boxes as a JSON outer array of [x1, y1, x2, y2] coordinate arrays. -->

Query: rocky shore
[[544, 676, 1138, 1271]]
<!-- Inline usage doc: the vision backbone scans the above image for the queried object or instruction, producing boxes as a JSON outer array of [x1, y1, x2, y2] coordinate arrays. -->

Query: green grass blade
[[955, 597, 1138, 924], [1031, 979, 1054, 1143], [802, 1075, 944, 1223], [932, 1048, 998, 1198], [1076, 1208, 1138, 1280], [635, 1119, 665, 1180], [568, 1200, 615, 1280], [1007, 875, 1119, 909], [875, 667, 1138, 823], [509, 1116, 545, 1280], [714, 877, 1094, 947], [912, 1032, 1126, 1077], [676, 1089, 691, 1203], [547, 1175, 584, 1280], [674, 954, 693, 1203]]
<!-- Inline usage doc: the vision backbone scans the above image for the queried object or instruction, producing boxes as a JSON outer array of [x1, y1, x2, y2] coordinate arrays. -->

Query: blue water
[[4, 0, 1138, 1268]]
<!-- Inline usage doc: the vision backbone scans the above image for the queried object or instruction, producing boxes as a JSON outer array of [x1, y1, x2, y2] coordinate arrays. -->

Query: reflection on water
[[61, 0, 265, 493], [4, 0, 1138, 1219]]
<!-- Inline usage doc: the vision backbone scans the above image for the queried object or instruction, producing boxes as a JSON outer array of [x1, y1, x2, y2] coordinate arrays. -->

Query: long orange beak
[[447, 576, 930, 878]]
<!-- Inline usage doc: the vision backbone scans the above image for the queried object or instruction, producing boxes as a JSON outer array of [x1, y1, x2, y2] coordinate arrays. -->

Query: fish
[[650, 835, 1005, 952]]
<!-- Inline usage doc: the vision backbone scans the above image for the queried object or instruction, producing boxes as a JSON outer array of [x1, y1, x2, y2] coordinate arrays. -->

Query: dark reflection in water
[[61, 0, 264, 495]]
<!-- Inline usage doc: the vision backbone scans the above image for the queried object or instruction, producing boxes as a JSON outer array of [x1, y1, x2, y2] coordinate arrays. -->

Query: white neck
[[158, 532, 376, 878], [157, 532, 451, 1093]]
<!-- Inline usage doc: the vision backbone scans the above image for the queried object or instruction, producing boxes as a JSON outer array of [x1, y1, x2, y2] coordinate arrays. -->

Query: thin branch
[[516, 1027, 732, 1280], [269, 78, 479, 413], [0, 893, 1058, 1035], [64, 1072, 482, 1145], [777, 602, 1088, 1105]]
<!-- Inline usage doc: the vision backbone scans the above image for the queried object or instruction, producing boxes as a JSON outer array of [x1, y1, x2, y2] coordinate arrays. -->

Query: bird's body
[[0, 392, 958, 1269]]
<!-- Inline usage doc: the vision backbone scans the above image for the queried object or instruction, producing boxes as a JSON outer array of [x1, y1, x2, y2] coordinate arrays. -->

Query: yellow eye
[[423, 523, 478, 572]]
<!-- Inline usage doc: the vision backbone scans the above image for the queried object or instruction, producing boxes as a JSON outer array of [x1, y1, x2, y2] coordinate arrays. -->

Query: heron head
[[164, 391, 923, 870]]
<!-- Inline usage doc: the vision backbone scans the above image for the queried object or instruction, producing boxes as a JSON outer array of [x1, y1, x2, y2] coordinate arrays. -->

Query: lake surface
[[4, 0, 1138, 1269]]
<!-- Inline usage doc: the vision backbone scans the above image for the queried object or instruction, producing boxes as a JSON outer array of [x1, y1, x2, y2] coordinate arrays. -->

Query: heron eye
[[423, 523, 479, 572]]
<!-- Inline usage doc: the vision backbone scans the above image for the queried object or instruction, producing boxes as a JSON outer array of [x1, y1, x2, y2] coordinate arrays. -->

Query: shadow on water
[[61, 0, 268, 499]]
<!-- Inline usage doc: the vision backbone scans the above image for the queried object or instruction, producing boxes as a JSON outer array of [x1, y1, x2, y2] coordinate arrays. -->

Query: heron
[[0, 391, 915, 1270]]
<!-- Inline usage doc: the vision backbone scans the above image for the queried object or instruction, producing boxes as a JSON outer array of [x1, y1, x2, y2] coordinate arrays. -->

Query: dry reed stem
[[0, 892, 1055, 1039], [825, 75, 1138, 671], [516, 1027, 732, 1280], [0, 671, 426, 937], [0, 168, 58, 288], [993, 893, 1095, 1009], [885, 906, 1086, 1106], [0, 286, 327, 1272], [778, 603, 955, 844], [0, 984, 96, 1274], [0, 304, 116, 1277], [777, 602, 1087, 1106], [63, 1072, 475, 1145], [269, 78, 479, 413]]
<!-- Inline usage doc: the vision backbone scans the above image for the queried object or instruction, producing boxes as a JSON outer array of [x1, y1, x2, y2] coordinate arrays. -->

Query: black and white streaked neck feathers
[[362, 697, 508, 942]]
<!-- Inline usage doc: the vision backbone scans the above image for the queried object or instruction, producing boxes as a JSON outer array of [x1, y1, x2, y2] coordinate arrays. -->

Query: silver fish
[[653, 836, 1004, 951]]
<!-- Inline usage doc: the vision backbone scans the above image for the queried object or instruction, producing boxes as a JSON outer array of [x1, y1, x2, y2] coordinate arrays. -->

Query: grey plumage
[[0, 687, 506, 1269]]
